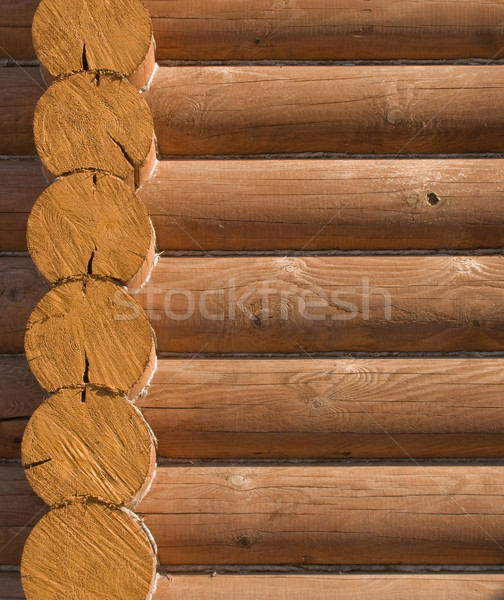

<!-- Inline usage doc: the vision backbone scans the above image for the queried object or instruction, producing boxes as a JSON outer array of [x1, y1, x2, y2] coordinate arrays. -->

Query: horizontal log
[[139, 255, 504, 353], [0, 464, 47, 566], [5, 158, 504, 252], [0, 160, 46, 252], [146, 66, 504, 156], [0, 68, 43, 156], [5, 463, 504, 565], [140, 159, 504, 251], [4, 573, 504, 600], [4, 1, 504, 61], [5, 356, 504, 460], [153, 574, 504, 599], [7, 66, 504, 156], [4, 255, 504, 354]]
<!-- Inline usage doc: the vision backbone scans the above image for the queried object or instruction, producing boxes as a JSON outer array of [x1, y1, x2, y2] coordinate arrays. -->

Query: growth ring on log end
[[32, 0, 153, 78], [34, 72, 154, 179], [27, 172, 155, 289], [25, 278, 155, 398], [22, 387, 156, 507], [21, 503, 157, 600]]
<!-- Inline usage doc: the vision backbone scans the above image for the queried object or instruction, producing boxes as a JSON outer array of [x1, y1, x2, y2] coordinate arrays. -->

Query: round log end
[[22, 387, 156, 507], [34, 72, 154, 179], [24, 278, 156, 396], [21, 502, 157, 600], [27, 172, 155, 289], [32, 0, 153, 78]]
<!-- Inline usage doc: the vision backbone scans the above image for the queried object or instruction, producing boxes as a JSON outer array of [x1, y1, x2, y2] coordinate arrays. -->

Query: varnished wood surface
[[4, 0, 504, 61], [5, 158, 504, 252], [4, 356, 504, 460]]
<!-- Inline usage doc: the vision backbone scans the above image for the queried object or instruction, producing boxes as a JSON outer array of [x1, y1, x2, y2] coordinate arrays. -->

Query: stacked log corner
[[20, 1, 159, 599]]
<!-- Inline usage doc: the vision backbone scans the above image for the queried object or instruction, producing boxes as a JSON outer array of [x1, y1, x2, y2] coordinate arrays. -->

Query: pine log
[[5, 255, 504, 354], [27, 172, 155, 289], [139, 159, 504, 251], [24, 278, 155, 397], [4, 158, 504, 252], [153, 574, 504, 600], [34, 72, 154, 178], [21, 388, 156, 507], [139, 465, 504, 564], [0, 464, 47, 566], [4, 572, 504, 600], [0, 68, 44, 156], [146, 65, 504, 156], [137, 255, 504, 353], [4, 356, 504, 460], [5, 463, 504, 565], [5, 1, 504, 61], [32, 0, 153, 79], [0, 257, 49, 355], [0, 160, 46, 253], [21, 502, 157, 599]]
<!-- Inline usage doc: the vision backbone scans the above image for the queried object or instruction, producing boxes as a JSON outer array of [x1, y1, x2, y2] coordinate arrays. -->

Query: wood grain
[[7, 158, 504, 252], [27, 172, 155, 288], [32, 0, 152, 77], [139, 465, 504, 564], [22, 388, 156, 507], [5, 463, 504, 565], [153, 574, 504, 600], [138, 358, 504, 459], [139, 159, 504, 251], [5, 1, 504, 61], [34, 72, 153, 178], [137, 255, 504, 353], [146, 66, 504, 156], [5, 573, 504, 600], [4, 357, 504, 460], [0, 68, 44, 156], [21, 502, 157, 599], [24, 278, 156, 397]]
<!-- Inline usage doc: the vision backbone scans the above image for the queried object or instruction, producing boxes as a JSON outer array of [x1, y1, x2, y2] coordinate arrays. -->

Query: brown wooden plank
[[138, 358, 504, 459], [4, 356, 504, 460], [0, 160, 46, 252], [140, 159, 504, 251], [5, 1, 504, 61], [138, 465, 504, 565], [5, 572, 504, 600], [4, 463, 504, 565], [0, 464, 47, 566], [0, 1, 37, 61], [0, 258, 49, 355], [137, 255, 504, 353], [4, 255, 504, 354], [8, 66, 504, 157], [6, 158, 504, 252], [152, 574, 504, 600], [0, 68, 43, 156], [146, 66, 504, 156]]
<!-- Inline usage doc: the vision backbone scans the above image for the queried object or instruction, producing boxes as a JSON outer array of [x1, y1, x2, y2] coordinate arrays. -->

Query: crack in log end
[[81, 387, 87, 403], [86, 251, 95, 275], [83, 353, 90, 384], [112, 137, 136, 170], [24, 457, 52, 470], [81, 44, 89, 71], [92, 173, 97, 185]]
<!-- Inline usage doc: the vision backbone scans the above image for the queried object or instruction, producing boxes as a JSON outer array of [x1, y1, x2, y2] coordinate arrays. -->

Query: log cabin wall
[[2, 1, 504, 598]]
